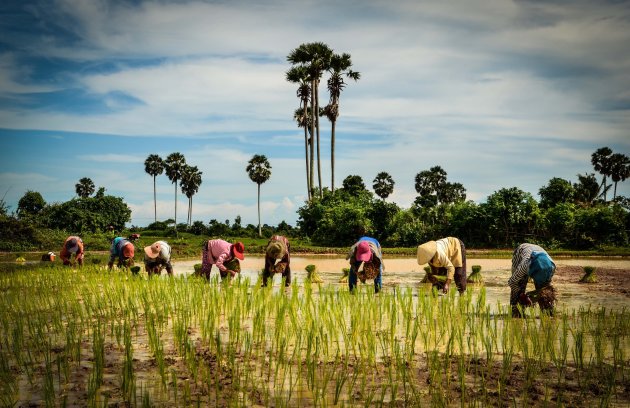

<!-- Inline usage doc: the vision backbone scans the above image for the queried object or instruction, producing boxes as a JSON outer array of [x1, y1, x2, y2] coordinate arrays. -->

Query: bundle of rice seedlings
[[339, 267, 350, 283], [224, 258, 241, 273], [15, 256, 26, 263], [580, 266, 597, 283], [274, 262, 287, 275], [420, 265, 432, 283], [130, 266, 141, 275], [467, 265, 483, 283], [362, 261, 380, 280], [305, 264, 323, 283], [526, 285, 557, 313], [193, 263, 202, 275]]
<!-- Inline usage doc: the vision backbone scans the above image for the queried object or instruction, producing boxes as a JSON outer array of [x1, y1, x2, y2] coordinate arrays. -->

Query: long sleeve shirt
[[144, 241, 172, 264], [203, 239, 233, 273], [429, 237, 463, 280]]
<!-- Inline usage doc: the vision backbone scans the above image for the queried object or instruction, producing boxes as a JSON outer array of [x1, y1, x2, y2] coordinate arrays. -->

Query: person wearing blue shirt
[[346, 236, 384, 293]]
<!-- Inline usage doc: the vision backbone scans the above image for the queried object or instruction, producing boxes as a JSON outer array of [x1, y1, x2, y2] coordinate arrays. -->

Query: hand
[[227, 269, 237, 278], [443, 279, 451, 294], [518, 293, 533, 307]]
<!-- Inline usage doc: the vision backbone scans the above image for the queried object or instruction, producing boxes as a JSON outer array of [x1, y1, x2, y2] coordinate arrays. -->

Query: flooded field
[[1, 257, 628, 407], [172, 255, 630, 312]]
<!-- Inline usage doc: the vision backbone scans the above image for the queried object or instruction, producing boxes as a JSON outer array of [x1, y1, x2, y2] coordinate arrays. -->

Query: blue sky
[[1, 0, 629, 227]]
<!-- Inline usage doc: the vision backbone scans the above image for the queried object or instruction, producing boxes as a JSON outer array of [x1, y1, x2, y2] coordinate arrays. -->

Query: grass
[[0, 264, 628, 406]]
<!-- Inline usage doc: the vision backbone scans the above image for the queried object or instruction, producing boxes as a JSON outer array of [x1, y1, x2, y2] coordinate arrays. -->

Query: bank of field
[[1, 265, 629, 407]]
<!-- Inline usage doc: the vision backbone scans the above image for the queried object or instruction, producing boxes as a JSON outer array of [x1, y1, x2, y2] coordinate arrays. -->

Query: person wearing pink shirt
[[199, 239, 245, 280]]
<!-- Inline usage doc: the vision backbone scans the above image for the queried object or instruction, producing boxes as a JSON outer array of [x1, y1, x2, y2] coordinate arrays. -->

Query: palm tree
[[573, 173, 600, 207], [164, 152, 186, 233], [180, 165, 203, 226], [287, 42, 333, 198], [75, 177, 95, 198], [609, 153, 630, 200], [372, 172, 395, 200], [591, 147, 613, 201], [287, 66, 312, 200], [144, 154, 164, 223], [324, 52, 360, 192], [246, 154, 272, 237]]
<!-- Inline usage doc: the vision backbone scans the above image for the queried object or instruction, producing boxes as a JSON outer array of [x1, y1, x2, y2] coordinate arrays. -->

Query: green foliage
[[539, 177, 575, 209], [38, 195, 132, 233], [483, 187, 541, 248], [17, 190, 46, 218]]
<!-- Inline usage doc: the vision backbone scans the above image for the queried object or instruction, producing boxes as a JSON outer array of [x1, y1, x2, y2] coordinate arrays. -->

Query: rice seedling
[[580, 265, 597, 283]]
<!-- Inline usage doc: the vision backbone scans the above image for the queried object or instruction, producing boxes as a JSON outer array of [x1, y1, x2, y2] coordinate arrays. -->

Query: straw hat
[[144, 242, 161, 259], [417, 241, 437, 265], [266, 241, 286, 260]]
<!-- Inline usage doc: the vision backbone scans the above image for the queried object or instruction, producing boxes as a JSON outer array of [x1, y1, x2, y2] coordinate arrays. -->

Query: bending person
[[417, 237, 467, 294], [346, 236, 384, 293], [144, 240, 173, 276], [200, 239, 245, 280], [263, 235, 291, 287], [60, 236, 84, 266], [509, 243, 556, 317]]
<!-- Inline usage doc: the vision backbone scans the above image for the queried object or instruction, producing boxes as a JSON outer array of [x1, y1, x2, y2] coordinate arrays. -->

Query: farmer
[[60, 236, 84, 266], [262, 235, 291, 287], [509, 243, 556, 318], [107, 236, 135, 270], [417, 237, 467, 294], [199, 239, 244, 280], [143, 240, 173, 276], [346, 236, 384, 293]]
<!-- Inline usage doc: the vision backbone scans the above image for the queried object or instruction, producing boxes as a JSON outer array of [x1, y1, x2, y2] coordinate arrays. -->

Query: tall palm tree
[[293, 107, 313, 199], [164, 152, 186, 233], [180, 165, 203, 226], [324, 52, 360, 192], [287, 42, 333, 198], [246, 154, 272, 237], [75, 177, 95, 198], [287, 66, 312, 200], [591, 147, 613, 201], [609, 153, 630, 200], [372, 172, 395, 200], [144, 154, 164, 223]]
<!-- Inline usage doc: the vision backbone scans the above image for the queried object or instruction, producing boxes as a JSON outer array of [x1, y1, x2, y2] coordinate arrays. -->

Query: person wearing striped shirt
[[508, 243, 556, 317]]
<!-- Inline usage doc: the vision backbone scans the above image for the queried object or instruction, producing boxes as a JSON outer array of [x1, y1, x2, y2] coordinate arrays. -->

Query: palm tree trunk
[[174, 181, 178, 236], [614, 181, 618, 200], [331, 118, 336, 193], [257, 183, 262, 237], [153, 175, 157, 223], [310, 80, 316, 199], [315, 79, 322, 198], [189, 197, 192, 226], [303, 101, 311, 201]]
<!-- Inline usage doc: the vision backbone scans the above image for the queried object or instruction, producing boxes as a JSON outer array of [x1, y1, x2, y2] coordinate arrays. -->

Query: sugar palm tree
[[180, 165, 203, 226], [609, 153, 630, 200], [164, 152, 186, 233], [75, 177, 95, 198], [591, 147, 613, 201], [287, 42, 333, 198], [144, 154, 164, 223], [372, 172, 395, 200], [324, 52, 360, 192], [246, 154, 272, 237], [287, 65, 312, 200]]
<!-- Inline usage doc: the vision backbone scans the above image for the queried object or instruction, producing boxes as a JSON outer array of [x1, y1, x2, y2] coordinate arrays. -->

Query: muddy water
[[169, 256, 630, 312]]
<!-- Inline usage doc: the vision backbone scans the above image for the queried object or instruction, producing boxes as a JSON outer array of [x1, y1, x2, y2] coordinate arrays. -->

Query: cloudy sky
[[1, 0, 629, 227]]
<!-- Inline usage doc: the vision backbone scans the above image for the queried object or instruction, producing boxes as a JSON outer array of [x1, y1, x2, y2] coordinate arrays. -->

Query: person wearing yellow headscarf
[[417, 237, 467, 294]]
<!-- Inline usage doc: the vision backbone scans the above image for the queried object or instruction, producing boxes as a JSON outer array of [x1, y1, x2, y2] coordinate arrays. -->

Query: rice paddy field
[[0, 259, 629, 407]]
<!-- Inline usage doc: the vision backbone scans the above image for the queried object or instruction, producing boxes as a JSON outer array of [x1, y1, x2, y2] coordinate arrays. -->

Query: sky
[[1, 0, 629, 228]]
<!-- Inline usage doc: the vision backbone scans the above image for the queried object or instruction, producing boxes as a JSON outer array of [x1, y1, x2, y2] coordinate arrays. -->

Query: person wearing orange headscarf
[[60, 236, 84, 266]]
